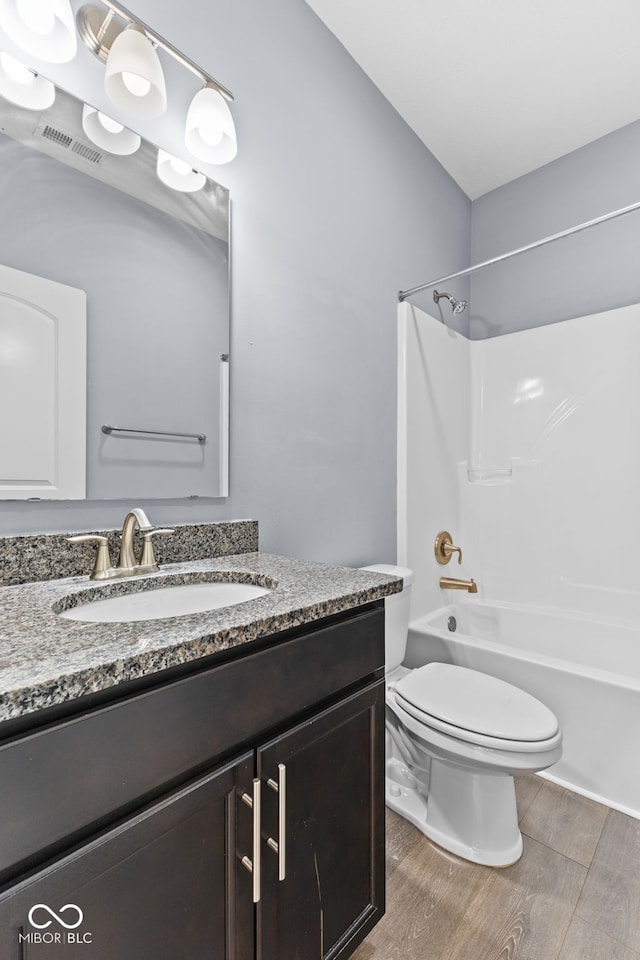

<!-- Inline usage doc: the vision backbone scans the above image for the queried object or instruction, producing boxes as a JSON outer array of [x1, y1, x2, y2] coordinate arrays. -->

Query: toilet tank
[[360, 564, 413, 671]]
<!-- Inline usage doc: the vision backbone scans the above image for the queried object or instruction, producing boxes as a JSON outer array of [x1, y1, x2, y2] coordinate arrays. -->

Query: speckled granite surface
[[0, 553, 401, 723], [0, 521, 259, 586]]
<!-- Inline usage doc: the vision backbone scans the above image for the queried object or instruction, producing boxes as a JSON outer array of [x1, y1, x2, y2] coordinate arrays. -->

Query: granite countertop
[[0, 552, 401, 723]]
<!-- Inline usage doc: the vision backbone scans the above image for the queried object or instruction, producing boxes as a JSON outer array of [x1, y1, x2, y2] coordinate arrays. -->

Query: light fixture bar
[[78, 0, 234, 101], [95, 7, 115, 45]]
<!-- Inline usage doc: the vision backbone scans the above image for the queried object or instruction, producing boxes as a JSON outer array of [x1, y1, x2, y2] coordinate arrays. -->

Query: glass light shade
[[104, 24, 166, 119], [0, 50, 54, 108], [156, 148, 205, 193], [97, 112, 123, 133], [0, 0, 76, 63], [81, 104, 141, 156], [185, 84, 237, 164]]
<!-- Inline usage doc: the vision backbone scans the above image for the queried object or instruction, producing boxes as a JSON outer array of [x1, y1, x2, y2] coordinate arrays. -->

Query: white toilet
[[362, 564, 562, 867]]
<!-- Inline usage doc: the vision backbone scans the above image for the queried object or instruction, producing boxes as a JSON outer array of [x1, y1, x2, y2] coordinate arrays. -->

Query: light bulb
[[156, 148, 205, 192], [185, 84, 237, 164], [0, 49, 54, 108], [198, 116, 224, 147], [82, 104, 140, 155], [121, 71, 151, 98], [0, 51, 32, 84], [104, 25, 166, 118], [169, 156, 191, 176], [97, 112, 124, 134], [0, 0, 76, 63], [15, 0, 55, 36]]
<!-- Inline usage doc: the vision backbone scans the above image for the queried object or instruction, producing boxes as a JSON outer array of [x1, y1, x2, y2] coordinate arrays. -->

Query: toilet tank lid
[[360, 564, 413, 586]]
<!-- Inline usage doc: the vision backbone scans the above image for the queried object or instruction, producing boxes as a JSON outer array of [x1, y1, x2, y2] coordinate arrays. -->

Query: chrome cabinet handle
[[266, 763, 287, 881], [240, 778, 261, 903]]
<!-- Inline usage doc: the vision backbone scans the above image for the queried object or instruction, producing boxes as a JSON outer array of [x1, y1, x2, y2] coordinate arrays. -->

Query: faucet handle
[[67, 534, 113, 580], [434, 531, 463, 565], [140, 528, 175, 569]]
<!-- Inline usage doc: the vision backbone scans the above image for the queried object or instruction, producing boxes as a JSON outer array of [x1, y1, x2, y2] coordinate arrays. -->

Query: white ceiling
[[304, 0, 640, 199]]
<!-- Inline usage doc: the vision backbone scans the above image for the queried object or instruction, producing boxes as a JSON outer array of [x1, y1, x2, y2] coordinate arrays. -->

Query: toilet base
[[385, 756, 524, 867]]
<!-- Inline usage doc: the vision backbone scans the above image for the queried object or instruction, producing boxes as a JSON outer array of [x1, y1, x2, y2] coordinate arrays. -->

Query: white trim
[[396, 303, 409, 565]]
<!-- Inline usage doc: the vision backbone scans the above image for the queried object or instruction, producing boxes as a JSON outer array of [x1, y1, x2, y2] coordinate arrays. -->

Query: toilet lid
[[394, 663, 559, 742]]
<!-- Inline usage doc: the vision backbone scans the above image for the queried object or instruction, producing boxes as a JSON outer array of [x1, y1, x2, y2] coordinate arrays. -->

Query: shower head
[[433, 289, 467, 315]]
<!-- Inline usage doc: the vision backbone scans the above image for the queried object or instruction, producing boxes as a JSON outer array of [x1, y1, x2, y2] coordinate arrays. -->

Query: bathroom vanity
[[0, 531, 400, 960]]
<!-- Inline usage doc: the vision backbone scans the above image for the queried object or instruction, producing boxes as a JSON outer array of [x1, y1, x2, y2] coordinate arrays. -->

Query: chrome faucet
[[119, 508, 154, 570], [68, 508, 174, 581]]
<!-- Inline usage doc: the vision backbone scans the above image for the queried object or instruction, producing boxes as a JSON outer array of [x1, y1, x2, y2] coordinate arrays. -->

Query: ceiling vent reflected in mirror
[[39, 119, 103, 164]]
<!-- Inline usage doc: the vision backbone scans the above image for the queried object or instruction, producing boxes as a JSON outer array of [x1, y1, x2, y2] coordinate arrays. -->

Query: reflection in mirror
[[0, 82, 229, 500]]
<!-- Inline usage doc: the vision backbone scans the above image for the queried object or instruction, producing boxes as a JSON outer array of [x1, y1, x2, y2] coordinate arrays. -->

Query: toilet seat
[[394, 662, 560, 752]]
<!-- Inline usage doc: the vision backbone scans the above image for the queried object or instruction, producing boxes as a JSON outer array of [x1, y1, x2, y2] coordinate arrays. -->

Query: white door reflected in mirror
[[0, 263, 86, 499]]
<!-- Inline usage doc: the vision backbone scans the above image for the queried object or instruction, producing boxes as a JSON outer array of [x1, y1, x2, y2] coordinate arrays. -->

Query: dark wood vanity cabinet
[[257, 683, 384, 960], [0, 753, 256, 960], [0, 604, 385, 960]]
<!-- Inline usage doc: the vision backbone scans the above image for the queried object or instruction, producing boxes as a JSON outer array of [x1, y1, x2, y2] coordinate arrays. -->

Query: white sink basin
[[59, 581, 272, 623]]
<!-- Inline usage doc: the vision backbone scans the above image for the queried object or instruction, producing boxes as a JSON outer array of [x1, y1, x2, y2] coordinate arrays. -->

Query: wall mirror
[[0, 79, 230, 500]]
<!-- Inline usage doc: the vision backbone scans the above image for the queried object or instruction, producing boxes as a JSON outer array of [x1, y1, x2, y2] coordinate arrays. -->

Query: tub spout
[[440, 576, 478, 594]]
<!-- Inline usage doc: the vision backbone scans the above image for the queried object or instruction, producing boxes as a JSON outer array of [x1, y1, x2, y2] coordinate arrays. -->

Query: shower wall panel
[[465, 301, 640, 619], [399, 300, 640, 621], [397, 302, 469, 619]]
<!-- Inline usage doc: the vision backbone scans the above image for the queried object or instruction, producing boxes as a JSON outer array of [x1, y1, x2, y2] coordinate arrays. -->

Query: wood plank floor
[[353, 775, 640, 960]]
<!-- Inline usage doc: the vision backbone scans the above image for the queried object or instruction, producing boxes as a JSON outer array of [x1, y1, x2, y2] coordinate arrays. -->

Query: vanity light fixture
[[81, 103, 140, 154], [185, 82, 237, 164], [76, 1, 237, 162], [0, 0, 76, 63], [0, 50, 54, 108], [103, 22, 166, 119], [156, 148, 205, 193]]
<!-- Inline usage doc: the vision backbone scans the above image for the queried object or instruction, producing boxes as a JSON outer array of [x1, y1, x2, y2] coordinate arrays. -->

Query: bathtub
[[405, 600, 640, 819]]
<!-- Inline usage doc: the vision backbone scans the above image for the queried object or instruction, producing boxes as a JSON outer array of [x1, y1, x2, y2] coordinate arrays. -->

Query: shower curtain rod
[[397, 198, 640, 302]]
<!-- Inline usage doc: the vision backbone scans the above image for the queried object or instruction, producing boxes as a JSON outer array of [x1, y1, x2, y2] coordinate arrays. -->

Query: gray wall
[[0, 0, 471, 566], [470, 119, 640, 339]]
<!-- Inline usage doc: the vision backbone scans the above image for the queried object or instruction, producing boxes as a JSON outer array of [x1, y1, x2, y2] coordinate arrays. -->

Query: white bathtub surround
[[396, 303, 470, 620], [398, 299, 640, 818]]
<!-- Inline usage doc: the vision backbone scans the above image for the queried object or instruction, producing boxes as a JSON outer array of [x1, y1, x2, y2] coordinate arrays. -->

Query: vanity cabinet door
[[0, 753, 255, 960], [257, 680, 385, 960]]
